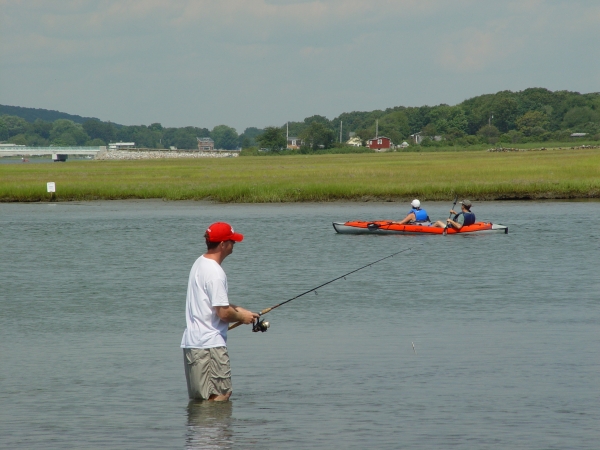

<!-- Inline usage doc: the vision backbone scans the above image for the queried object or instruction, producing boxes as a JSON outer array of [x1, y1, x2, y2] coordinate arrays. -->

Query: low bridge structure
[[0, 146, 105, 158]]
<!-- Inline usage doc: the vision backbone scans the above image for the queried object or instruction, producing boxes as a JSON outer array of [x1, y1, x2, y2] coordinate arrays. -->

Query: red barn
[[367, 136, 393, 150]]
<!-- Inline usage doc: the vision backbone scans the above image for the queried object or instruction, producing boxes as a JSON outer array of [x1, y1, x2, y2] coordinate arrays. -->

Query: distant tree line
[[259, 88, 600, 151], [0, 115, 261, 150], [2, 88, 599, 150]]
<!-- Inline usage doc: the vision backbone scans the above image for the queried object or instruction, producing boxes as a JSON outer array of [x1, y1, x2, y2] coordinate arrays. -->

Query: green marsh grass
[[1, 148, 599, 202]]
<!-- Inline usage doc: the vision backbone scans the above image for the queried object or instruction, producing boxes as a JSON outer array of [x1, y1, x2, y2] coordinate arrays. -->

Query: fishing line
[[229, 247, 412, 332]]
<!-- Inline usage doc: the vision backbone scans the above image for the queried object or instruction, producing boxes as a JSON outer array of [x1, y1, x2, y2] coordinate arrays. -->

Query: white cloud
[[438, 25, 522, 72], [1, 0, 599, 131]]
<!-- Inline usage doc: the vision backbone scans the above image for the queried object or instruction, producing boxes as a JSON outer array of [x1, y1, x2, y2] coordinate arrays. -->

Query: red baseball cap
[[205, 222, 244, 242]]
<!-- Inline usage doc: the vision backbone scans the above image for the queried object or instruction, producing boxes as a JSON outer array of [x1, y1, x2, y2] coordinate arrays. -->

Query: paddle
[[367, 221, 394, 230], [367, 222, 392, 231], [443, 195, 459, 236]]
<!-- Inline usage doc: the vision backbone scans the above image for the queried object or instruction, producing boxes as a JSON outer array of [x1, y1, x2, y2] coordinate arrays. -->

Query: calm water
[[0, 200, 598, 449]]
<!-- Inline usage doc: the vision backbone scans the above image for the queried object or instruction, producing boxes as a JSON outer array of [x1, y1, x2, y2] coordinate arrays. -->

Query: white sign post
[[47, 182, 56, 200]]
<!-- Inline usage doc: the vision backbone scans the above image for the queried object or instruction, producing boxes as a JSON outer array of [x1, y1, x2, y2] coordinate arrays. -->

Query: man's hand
[[446, 218, 460, 230], [238, 308, 260, 324]]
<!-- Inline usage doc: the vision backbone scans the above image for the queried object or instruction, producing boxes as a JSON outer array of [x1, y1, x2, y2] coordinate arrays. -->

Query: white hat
[[411, 199, 420, 208]]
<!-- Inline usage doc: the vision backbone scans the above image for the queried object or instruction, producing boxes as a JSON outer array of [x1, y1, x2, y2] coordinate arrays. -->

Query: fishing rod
[[229, 247, 412, 332], [443, 195, 459, 236]]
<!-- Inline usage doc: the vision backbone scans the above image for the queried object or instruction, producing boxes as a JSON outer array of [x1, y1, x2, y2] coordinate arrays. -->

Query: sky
[[1, 0, 599, 132]]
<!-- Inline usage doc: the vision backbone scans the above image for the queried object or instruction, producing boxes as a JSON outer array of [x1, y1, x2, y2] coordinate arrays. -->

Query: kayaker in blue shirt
[[432, 199, 476, 230], [395, 199, 431, 225]]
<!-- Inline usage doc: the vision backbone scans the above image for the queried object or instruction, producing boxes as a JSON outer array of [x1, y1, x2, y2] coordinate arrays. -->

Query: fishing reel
[[252, 318, 270, 333]]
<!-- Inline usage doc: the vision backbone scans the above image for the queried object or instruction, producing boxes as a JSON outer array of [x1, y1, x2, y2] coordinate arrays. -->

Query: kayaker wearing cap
[[432, 199, 476, 230], [181, 222, 259, 402], [394, 199, 431, 225]]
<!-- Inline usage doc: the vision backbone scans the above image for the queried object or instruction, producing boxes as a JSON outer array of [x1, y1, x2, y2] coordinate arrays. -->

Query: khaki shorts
[[183, 347, 232, 400]]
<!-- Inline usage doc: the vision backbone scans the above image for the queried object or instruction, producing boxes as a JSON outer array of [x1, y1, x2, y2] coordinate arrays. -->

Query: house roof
[[369, 136, 392, 141]]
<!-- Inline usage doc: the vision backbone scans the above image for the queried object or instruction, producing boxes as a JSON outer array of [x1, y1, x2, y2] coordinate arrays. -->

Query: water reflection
[[186, 401, 233, 449]]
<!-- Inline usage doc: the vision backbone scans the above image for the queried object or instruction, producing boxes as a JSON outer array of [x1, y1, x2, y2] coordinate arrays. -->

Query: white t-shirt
[[180, 256, 230, 349]]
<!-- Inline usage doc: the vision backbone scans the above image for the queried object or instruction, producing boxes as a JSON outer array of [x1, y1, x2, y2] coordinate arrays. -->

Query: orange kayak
[[333, 221, 508, 235]]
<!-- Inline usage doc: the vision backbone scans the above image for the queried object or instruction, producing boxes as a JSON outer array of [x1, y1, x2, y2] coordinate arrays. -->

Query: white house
[[346, 137, 362, 147], [410, 133, 423, 144], [287, 137, 302, 149]]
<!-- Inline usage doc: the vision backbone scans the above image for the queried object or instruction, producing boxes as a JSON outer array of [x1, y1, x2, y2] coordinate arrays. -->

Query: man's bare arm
[[215, 304, 259, 324], [446, 218, 462, 230]]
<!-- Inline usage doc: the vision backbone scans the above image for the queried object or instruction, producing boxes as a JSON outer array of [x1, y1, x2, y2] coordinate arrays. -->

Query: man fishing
[[181, 222, 259, 401], [394, 199, 430, 225], [432, 199, 476, 230]]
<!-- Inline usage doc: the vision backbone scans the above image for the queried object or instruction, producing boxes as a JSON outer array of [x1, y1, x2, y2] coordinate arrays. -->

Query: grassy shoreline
[[1, 148, 599, 202]]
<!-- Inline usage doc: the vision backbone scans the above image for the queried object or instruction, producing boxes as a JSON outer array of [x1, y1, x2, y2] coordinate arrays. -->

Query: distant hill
[[0, 104, 106, 124], [2, 88, 599, 149]]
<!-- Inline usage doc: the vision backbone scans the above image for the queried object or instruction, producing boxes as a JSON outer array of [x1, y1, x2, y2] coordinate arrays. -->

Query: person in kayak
[[394, 199, 431, 225], [432, 199, 476, 230]]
